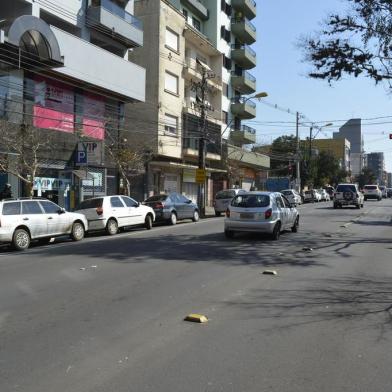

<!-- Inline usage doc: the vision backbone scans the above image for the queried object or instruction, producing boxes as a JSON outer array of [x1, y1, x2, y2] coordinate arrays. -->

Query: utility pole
[[191, 63, 214, 217], [295, 111, 300, 191]]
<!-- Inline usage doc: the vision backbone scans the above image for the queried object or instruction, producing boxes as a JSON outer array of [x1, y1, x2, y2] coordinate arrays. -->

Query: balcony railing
[[231, 43, 256, 58], [97, 0, 143, 29], [239, 124, 256, 135], [232, 70, 256, 83], [232, 17, 256, 32], [231, 96, 256, 109]]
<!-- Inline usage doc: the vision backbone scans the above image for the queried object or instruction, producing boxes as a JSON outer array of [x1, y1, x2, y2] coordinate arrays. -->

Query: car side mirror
[[58, 208, 66, 214], [186, 199, 192, 204], [136, 202, 140, 207]]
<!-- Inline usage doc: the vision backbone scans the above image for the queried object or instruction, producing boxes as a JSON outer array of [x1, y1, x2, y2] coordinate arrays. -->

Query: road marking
[[262, 270, 277, 276]]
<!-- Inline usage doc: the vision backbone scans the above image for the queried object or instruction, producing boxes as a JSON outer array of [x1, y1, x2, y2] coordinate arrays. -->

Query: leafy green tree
[[300, 0, 392, 90], [355, 167, 377, 188], [266, 135, 297, 177]]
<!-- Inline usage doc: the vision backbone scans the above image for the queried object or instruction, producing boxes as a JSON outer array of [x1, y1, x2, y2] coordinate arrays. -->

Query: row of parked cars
[[0, 192, 199, 251]]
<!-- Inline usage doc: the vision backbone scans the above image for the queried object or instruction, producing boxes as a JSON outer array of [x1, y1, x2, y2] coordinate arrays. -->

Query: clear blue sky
[[248, 0, 392, 172]]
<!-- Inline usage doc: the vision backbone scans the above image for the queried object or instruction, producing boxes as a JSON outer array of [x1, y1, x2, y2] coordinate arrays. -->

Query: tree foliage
[[355, 167, 377, 188], [301, 0, 392, 90], [0, 121, 52, 196]]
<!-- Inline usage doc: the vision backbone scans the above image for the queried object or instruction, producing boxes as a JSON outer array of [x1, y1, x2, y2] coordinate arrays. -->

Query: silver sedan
[[224, 192, 300, 240]]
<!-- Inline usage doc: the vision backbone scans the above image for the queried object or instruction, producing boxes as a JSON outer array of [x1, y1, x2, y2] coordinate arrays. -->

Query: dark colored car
[[143, 193, 199, 225]]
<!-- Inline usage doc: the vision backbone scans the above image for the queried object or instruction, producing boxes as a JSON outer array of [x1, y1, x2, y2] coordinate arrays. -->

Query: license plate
[[240, 213, 254, 220]]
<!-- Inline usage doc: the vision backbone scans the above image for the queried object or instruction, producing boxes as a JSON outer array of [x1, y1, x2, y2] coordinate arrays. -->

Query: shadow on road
[[225, 276, 392, 340]]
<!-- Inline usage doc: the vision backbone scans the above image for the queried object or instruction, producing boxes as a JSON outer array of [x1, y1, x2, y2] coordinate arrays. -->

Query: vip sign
[[77, 142, 103, 165]]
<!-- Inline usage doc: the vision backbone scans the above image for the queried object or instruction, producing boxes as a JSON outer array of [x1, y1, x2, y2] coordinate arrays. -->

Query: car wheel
[[145, 214, 153, 230], [71, 222, 85, 241], [169, 212, 177, 225], [356, 204, 361, 209], [292, 216, 299, 233], [224, 229, 234, 238], [364, 197, 367, 201], [271, 222, 281, 241], [333, 203, 337, 209], [192, 210, 199, 222], [215, 211, 221, 217], [106, 218, 118, 235], [12, 228, 30, 251]]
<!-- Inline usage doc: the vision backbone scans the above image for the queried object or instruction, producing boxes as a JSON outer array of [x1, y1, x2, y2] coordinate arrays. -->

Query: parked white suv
[[334, 183, 364, 209], [363, 185, 382, 201], [76, 195, 155, 235], [0, 198, 88, 251]]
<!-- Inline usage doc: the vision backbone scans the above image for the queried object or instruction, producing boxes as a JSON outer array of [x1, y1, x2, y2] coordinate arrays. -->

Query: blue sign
[[75, 148, 87, 165]]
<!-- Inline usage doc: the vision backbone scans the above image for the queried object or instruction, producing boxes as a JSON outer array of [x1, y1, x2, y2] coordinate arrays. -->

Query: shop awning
[[150, 161, 227, 173], [72, 169, 95, 180]]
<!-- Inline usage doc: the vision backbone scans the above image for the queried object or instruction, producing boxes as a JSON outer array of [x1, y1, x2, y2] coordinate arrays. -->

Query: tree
[[0, 120, 52, 196], [301, 0, 392, 90], [355, 167, 377, 188], [106, 138, 151, 196]]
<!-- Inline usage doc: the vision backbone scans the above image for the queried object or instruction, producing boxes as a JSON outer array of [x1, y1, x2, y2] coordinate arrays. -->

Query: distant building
[[366, 152, 385, 184], [309, 138, 351, 172], [333, 119, 364, 177], [387, 172, 392, 188]]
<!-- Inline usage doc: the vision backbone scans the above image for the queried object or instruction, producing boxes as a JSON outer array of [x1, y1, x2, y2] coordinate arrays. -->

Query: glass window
[[281, 196, 291, 208], [76, 198, 103, 210], [182, 8, 188, 20], [40, 201, 61, 214], [275, 197, 284, 208], [164, 113, 178, 134], [192, 17, 201, 31], [222, 110, 228, 124], [336, 185, 356, 193], [122, 196, 138, 207], [110, 196, 125, 208], [231, 194, 270, 208], [170, 193, 181, 203], [2, 202, 21, 215], [165, 28, 179, 52], [216, 190, 236, 200], [145, 195, 168, 202], [364, 185, 377, 190], [178, 194, 189, 203], [165, 72, 179, 95], [22, 201, 43, 214]]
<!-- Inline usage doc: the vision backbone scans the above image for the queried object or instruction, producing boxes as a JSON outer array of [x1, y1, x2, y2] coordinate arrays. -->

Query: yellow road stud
[[184, 314, 208, 323]]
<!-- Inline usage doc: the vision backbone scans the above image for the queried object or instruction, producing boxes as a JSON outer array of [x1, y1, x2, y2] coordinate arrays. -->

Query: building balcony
[[87, 0, 143, 48], [231, 0, 256, 20], [51, 27, 145, 102], [184, 58, 222, 91], [231, 97, 256, 119], [228, 145, 269, 169], [231, 70, 256, 94], [231, 125, 256, 145], [180, 0, 209, 21], [231, 18, 256, 45], [231, 44, 256, 69]]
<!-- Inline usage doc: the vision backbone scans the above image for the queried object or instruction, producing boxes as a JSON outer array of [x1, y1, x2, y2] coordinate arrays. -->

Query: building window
[[164, 113, 178, 135], [165, 28, 179, 52], [220, 26, 231, 43], [223, 55, 232, 70], [222, 82, 229, 97], [165, 72, 179, 95], [221, 0, 232, 15], [192, 17, 201, 31], [222, 110, 228, 124], [183, 8, 188, 20]]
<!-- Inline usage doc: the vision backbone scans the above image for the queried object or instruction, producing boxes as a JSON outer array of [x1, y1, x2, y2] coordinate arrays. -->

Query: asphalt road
[[1, 199, 392, 392]]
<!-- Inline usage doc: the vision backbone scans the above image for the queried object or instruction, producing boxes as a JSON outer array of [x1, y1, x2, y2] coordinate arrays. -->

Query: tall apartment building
[[0, 0, 145, 207], [366, 152, 385, 185], [129, 0, 268, 204], [333, 118, 364, 177]]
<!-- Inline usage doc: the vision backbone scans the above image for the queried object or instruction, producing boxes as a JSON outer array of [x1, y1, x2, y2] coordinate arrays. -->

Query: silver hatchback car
[[224, 192, 299, 240]]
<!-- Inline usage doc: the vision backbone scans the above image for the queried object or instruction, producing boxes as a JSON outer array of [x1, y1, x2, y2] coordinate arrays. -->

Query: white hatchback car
[[363, 185, 382, 201], [76, 195, 155, 235], [280, 189, 302, 206], [224, 192, 299, 240], [0, 198, 88, 251]]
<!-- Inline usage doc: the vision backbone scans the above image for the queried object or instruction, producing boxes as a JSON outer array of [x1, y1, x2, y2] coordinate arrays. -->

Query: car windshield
[[336, 185, 356, 192], [76, 198, 103, 209], [231, 194, 270, 208], [145, 195, 168, 202], [364, 185, 377, 190], [216, 190, 237, 199]]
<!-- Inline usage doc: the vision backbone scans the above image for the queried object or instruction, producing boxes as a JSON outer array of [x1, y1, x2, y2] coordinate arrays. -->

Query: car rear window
[[77, 198, 103, 210], [231, 194, 270, 208], [305, 190, 313, 194], [336, 185, 356, 193], [145, 195, 168, 202], [216, 190, 236, 199], [364, 185, 377, 190], [281, 190, 292, 196], [2, 202, 21, 215]]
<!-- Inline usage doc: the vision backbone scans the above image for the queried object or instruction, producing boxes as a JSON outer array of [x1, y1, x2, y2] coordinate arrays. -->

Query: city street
[[1, 200, 392, 392]]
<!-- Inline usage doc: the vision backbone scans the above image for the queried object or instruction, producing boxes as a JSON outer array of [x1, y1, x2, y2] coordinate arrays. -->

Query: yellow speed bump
[[184, 314, 208, 323], [262, 270, 277, 275]]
